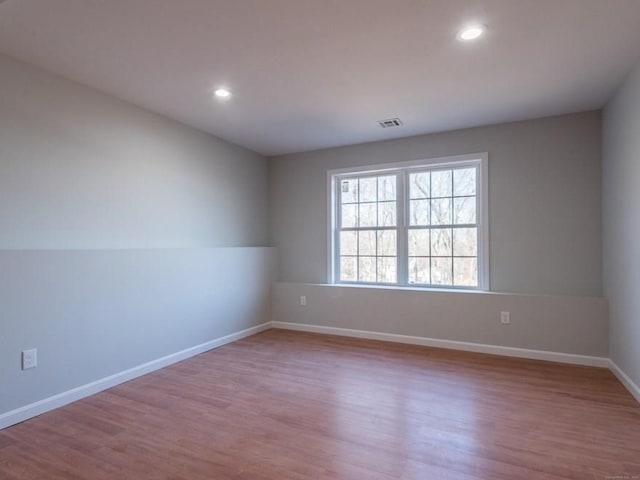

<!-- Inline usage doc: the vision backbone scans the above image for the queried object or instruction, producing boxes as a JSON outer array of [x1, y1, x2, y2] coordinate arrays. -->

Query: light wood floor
[[1, 329, 639, 479]]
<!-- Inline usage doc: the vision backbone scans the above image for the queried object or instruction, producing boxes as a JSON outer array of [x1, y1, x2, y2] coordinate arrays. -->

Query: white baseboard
[[0, 322, 271, 430], [271, 321, 610, 368], [3, 321, 636, 431], [609, 360, 640, 404]]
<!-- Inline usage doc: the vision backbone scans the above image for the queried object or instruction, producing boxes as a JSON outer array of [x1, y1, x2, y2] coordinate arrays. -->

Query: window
[[329, 153, 488, 290]]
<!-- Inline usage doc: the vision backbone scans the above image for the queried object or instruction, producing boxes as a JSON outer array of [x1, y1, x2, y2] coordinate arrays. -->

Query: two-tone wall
[[3, 48, 634, 427], [269, 112, 609, 363], [0, 54, 274, 426]]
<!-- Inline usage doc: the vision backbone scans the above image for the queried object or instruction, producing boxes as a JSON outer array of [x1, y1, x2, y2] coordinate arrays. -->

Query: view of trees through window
[[339, 175, 397, 283], [407, 168, 477, 286], [336, 163, 480, 288]]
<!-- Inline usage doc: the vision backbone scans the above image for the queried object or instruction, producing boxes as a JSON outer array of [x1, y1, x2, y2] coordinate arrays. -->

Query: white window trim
[[327, 152, 489, 291]]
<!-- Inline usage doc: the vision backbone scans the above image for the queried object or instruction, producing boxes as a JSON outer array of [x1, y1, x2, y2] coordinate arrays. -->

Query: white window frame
[[327, 152, 489, 290]]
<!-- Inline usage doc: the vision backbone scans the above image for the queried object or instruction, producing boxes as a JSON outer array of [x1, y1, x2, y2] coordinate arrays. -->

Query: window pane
[[377, 257, 397, 283], [431, 170, 452, 197], [410, 199, 430, 225], [358, 257, 376, 282], [359, 177, 377, 202], [454, 257, 478, 286], [378, 176, 396, 201], [408, 229, 429, 256], [378, 201, 396, 227], [377, 230, 396, 256], [454, 168, 476, 196], [409, 172, 430, 199], [340, 231, 357, 255], [340, 257, 357, 281], [431, 228, 452, 256], [341, 204, 357, 228], [453, 228, 477, 257], [453, 196, 476, 224], [408, 257, 430, 284], [358, 230, 376, 256], [359, 203, 377, 227], [340, 179, 358, 203], [431, 198, 452, 226], [432, 257, 453, 285]]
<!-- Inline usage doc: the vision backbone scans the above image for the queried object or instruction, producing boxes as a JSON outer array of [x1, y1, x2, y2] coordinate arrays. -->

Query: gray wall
[[270, 112, 602, 297], [603, 59, 640, 388], [273, 283, 608, 358], [0, 54, 272, 417], [0, 54, 268, 249]]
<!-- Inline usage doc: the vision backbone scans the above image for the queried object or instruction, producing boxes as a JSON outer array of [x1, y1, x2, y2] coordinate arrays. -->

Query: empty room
[[1, 0, 640, 478]]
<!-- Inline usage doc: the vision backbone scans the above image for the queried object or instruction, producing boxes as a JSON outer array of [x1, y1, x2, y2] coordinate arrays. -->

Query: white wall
[[270, 111, 602, 297], [603, 59, 640, 389], [0, 54, 273, 421]]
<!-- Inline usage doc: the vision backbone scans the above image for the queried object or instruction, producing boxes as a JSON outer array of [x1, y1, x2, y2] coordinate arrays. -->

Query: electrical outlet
[[500, 311, 510, 325], [299, 295, 307, 306], [22, 348, 37, 370]]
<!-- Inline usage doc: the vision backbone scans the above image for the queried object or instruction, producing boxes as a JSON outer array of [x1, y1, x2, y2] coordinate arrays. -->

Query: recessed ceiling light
[[457, 24, 486, 42], [214, 88, 231, 98]]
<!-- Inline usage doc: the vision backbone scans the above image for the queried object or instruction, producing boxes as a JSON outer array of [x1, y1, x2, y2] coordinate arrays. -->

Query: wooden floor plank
[[1, 329, 639, 479]]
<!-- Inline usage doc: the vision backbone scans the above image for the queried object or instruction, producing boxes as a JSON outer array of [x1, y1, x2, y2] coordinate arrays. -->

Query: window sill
[[322, 282, 494, 295]]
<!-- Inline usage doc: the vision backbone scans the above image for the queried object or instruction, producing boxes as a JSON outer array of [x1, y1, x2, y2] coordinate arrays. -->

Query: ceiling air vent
[[377, 118, 403, 128]]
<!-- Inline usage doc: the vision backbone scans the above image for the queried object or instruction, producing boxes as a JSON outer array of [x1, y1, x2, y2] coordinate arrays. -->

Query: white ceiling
[[1, 0, 640, 156]]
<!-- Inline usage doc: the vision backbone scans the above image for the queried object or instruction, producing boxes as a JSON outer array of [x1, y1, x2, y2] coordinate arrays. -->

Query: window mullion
[[334, 177, 341, 283], [397, 171, 407, 286]]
